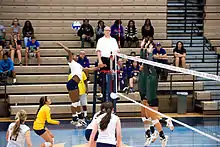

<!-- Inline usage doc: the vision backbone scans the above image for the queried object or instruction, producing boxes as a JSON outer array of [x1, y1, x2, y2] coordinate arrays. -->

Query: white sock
[[44, 142, 52, 147], [83, 111, 87, 117], [52, 138, 54, 144]]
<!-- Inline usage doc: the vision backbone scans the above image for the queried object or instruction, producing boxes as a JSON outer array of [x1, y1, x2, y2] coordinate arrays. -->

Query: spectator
[[22, 20, 34, 47], [9, 18, 22, 65], [95, 20, 105, 42], [25, 36, 40, 66], [128, 61, 140, 93], [117, 58, 127, 91], [141, 37, 155, 50], [173, 41, 186, 68], [141, 18, 154, 40], [125, 20, 138, 47], [126, 51, 136, 68], [152, 42, 168, 80], [0, 24, 6, 59], [77, 19, 94, 48], [0, 52, 16, 83], [77, 50, 90, 82], [111, 20, 124, 48]]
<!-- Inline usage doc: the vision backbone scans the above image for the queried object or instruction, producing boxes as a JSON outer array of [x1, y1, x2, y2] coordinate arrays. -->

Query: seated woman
[[95, 20, 105, 42], [173, 41, 186, 68], [9, 18, 22, 65], [111, 20, 125, 48], [22, 20, 34, 47], [125, 20, 138, 47], [141, 18, 154, 41], [0, 52, 16, 83]]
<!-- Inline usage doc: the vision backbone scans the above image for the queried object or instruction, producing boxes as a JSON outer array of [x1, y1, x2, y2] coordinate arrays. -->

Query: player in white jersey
[[89, 102, 122, 147], [85, 102, 109, 147], [57, 41, 84, 125], [6, 110, 32, 147]]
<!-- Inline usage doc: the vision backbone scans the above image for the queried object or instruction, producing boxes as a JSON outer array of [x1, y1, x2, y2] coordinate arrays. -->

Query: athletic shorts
[[79, 94, 87, 106], [66, 79, 78, 91], [34, 129, 46, 136], [85, 129, 98, 141], [140, 94, 159, 107], [97, 143, 116, 147]]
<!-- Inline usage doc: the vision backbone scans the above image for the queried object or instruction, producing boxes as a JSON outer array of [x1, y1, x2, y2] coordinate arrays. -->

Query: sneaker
[[75, 121, 83, 127], [78, 119, 87, 127], [122, 87, 128, 93], [70, 120, 78, 126], [87, 80, 91, 84], [144, 137, 152, 146], [151, 130, 159, 143], [19, 62, 22, 66], [160, 135, 168, 147], [13, 78, 16, 84], [166, 119, 174, 131]]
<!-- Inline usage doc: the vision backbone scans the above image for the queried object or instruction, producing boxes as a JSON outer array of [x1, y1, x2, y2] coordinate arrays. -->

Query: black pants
[[97, 143, 116, 147]]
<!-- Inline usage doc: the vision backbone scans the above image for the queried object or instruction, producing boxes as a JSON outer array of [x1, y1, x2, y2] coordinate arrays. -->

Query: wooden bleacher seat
[[10, 103, 141, 115], [15, 56, 174, 65], [1, 0, 167, 6], [0, 19, 167, 28], [0, 13, 167, 20], [4, 82, 203, 94], [15, 73, 194, 84], [0, 5, 167, 13], [195, 91, 211, 100]]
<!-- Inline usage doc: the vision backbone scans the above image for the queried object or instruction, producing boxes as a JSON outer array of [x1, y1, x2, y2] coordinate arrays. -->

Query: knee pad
[[71, 102, 79, 108], [142, 117, 151, 122], [44, 142, 52, 147], [152, 119, 159, 126]]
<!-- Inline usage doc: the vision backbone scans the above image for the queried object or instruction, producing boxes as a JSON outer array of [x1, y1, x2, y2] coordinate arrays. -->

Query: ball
[[72, 21, 81, 31]]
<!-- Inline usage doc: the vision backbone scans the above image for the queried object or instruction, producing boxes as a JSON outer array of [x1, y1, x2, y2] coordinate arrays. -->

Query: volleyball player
[[78, 71, 89, 120], [88, 102, 122, 147], [33, 96, 60, 147], [6, 110, 32, 147], [85, 102, 109, 147], [57, 41, 84, 125], [139, 45, 170, 147]]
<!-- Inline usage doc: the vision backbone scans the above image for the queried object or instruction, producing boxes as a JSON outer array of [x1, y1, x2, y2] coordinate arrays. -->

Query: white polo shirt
[[96, 36, 119, 58]]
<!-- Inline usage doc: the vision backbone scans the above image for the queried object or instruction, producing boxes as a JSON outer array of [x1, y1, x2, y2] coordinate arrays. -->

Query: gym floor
[[0, 117, 220, 147]]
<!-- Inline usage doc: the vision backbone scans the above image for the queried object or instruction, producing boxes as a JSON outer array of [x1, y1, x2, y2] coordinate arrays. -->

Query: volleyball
[[71, 21, 81, 31]]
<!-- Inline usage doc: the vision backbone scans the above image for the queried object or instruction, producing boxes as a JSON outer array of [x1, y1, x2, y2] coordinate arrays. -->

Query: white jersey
[[96, 36, 119, 58], [68, 60, 83, 80], [86, 111, 101, 130], [7, 122, 30, 147], [96, 113, 119, 145]]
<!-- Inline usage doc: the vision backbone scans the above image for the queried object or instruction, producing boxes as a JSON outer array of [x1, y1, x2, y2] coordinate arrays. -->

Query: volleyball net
[[108, 52, 220, 146]]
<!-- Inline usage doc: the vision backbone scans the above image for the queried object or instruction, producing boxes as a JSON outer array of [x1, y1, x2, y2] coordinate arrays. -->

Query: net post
[[169, 74, 173, 105], [92, 62, 98, 117], [192, 75, 195, 110]]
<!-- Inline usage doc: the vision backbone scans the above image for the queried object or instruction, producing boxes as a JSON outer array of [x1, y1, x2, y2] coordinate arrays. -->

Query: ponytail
[[11, 110, 27, 138], [36, 96, 47, 117], [99, 102, 113, 131], [11, 119, 20, 137]]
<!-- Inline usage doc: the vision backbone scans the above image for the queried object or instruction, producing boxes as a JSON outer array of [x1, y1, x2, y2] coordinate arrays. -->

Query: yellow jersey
[[33, 105, 59, 130], [78, 72, 87, 95]]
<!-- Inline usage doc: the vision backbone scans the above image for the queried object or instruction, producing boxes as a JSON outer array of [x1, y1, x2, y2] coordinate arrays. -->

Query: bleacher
[[0, 0, 213, 117]]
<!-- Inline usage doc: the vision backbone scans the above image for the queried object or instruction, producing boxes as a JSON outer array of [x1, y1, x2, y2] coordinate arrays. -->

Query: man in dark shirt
[[152, 42, 168, 80], [77, 19, 94, 48]]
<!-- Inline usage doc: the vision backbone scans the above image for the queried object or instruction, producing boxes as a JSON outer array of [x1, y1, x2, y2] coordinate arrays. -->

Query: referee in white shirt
[[96, 26, 119, 102]]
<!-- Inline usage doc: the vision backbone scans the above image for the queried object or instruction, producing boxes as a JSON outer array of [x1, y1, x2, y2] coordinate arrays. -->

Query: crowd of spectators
[[0, 17, 187, 85]]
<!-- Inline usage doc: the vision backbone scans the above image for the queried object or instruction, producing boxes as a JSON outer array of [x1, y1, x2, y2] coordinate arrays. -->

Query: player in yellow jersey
[[78, 71, 89, 120], [33, 96, 60, 147]]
